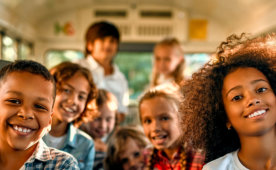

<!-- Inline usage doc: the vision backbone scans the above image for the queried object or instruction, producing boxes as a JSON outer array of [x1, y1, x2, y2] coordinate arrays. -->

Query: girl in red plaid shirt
[[139, 84, 205, 170]]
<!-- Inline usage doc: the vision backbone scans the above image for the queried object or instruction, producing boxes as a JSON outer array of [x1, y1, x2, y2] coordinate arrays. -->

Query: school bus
[[1, 0, 275, 123]]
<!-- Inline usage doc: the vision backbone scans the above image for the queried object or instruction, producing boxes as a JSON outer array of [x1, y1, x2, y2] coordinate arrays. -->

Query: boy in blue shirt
[[0, 60, 79, 169]]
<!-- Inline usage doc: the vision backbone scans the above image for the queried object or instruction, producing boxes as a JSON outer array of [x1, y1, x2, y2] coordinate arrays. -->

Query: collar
[[157, 147, 182, 161], [64, 123, 78, 148], [86, 56, 120, 77], [86, 56, 101, 69], [26, 140, 53, 163]]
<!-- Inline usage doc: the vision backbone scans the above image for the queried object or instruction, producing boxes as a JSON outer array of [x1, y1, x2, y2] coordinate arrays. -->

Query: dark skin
[[0, 143, 36, 169], [222, 68, 276, 169]]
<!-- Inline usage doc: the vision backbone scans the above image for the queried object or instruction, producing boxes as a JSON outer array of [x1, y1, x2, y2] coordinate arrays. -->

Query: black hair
[[0, 60, 56, 102]]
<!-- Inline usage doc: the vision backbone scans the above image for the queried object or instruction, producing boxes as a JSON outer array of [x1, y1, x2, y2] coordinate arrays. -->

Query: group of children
[[0, 20, 275, 170]]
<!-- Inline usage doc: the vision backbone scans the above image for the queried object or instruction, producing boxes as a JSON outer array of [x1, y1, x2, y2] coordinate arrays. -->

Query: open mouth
[[62, 106, 77, 114], [152, 134, 167, 140], [246, 109, 267, 119], [151, 134, 167, 145], [8, 123, 35, 135]]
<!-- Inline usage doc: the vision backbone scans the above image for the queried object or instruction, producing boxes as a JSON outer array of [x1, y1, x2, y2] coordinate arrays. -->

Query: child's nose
[[68, 93, 78, 104], [246, 93, 261, 107], [17, 109, 34, 120], [152, 120, 161, 132]]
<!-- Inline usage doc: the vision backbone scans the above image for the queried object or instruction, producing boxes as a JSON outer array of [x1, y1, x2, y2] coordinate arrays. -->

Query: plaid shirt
[[145, 147, 205, 170], [20, 140, 79, 170]]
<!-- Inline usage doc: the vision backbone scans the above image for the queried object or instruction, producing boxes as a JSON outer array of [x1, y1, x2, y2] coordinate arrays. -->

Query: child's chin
[[9, 138, 38, 151]]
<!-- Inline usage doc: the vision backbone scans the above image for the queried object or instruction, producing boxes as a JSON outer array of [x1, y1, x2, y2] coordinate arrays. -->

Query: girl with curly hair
[[43, 62, 97, 169], [139, 84, 205, 170], [151, 37, 186, 87], [180, 33, 276, 170]]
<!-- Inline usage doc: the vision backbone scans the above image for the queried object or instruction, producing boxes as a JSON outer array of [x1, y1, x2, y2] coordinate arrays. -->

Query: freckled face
[[53, 72, 90, 123], [222, 67, 276, 137], [0, 72, 54, 150], [140, 96, 181, 150]]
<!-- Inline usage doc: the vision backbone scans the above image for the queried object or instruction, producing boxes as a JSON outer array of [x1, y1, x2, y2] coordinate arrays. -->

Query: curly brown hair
[[50, 62, 97, 127], [180, 33, 276, 163]]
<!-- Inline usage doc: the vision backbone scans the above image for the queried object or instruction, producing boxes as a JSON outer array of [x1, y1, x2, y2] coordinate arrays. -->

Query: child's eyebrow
[[7, 90, 51, 103], [64, 83, 89, 95], [251, 79, 268, 85], [6, 90, 22, 95], [225, 79, 268, 97]]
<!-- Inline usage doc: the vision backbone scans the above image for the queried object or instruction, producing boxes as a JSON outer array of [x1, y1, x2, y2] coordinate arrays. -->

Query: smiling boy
[[0, 60, 79, 169]]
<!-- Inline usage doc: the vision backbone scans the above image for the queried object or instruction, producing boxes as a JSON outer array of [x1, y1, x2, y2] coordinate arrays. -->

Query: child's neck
[[49, 116, 68, 137], [162, 145, 181, 160], [0, 142, 37, 169], [238, 126, 276, 169], [94, 57, 113, 75]]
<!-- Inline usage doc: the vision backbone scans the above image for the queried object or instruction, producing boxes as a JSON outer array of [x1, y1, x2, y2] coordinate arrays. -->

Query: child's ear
[[87, 42, 94, 52], [47, 112, 53, 132], [226, 121, 232, 130]]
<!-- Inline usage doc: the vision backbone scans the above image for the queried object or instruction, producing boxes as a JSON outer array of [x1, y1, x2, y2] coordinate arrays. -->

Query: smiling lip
[[9, 124, 35, 136], [62, 106, 76, 113], [245, 109, 267, 119], [151, 134, 167, 145]]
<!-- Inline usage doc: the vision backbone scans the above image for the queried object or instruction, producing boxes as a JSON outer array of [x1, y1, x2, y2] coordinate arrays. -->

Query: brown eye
[[231, 95, 242, 101], [34, 104, 48, 111], [257, 87, 267, 93], [7, 99, 21, 104]]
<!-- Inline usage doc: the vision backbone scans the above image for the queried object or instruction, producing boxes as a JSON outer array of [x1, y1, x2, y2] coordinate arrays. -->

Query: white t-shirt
[[203, 150, 249, 170], [76, 56, 129, 114], [43, 133, 67, 149]]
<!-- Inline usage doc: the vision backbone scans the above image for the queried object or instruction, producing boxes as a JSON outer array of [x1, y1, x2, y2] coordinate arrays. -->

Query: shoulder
[[47, 147, 80, 169], [203, 151, 236, 170], [113, 64, 127, 80], [74, 128, 94, 147]]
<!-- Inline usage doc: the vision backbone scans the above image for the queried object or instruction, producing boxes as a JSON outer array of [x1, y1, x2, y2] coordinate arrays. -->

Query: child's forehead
[[1, 71, 55, 93]]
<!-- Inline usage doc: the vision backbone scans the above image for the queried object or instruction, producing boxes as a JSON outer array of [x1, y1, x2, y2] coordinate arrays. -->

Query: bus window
[[45, 50, 84, 69], [115, 52, 152, 102], [44, 49, 210, 102], [19, 43, 32, 60], [115, 52, 210, 102], [2, 35, 17, 61], [184, 53, 210, 78]]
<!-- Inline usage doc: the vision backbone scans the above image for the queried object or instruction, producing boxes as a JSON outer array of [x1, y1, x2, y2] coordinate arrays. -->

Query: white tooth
[[14, 126, 18, 130], [27, 129, 31, 133], [18, 127, 23, 132], [248, 110, 266, 118], [23, 129, 27, 133]]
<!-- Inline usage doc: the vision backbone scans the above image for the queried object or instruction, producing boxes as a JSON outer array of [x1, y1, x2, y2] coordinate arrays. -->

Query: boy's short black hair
[[0, 60, 56, 102], [85, 21, 120, 56]]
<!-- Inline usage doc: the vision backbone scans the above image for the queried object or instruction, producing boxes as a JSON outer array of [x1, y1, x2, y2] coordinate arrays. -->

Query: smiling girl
[[139, 84, 205, 170], [151, 38, 186, 87], [180, 33, 276, 170], [43, 62, 97, 170]]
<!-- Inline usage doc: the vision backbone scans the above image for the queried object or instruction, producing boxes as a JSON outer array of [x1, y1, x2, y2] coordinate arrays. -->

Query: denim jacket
[[43, 123, 95, 170]]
